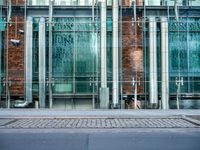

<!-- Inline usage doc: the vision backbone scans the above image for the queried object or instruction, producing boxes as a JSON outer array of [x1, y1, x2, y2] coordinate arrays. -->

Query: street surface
[[0, 109, 199, 150], [0, 128, 200, 150]]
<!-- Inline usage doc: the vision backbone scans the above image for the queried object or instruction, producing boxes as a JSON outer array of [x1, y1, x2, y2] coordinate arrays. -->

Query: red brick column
[[122, 0, 131, 6], [11, 0, 25, 5], [5, 15, 24, 96], [122, 16, 143, 95], [122, 0, 143, 6]]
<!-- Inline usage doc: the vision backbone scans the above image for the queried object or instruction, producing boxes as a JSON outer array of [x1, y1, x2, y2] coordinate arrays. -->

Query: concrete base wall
[[100, 88, 109, 109]]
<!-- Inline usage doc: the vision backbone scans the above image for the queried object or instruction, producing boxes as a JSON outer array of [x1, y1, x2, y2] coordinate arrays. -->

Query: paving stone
[[0, 118, 199, 129]]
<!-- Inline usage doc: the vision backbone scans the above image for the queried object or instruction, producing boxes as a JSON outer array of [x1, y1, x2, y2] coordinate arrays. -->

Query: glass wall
[[28, 0, 113, 6], [0, 18, 5, 95], [142, 16, 200, 108], [169, 17, 200, 94], [31, 16, 113, 96], [163, 0, 200, 6]]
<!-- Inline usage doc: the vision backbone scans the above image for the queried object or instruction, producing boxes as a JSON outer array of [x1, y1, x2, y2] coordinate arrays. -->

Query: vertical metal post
[[112, 0, 119, 108], [0, 5, 2, 105], [161, 17, 169, 109], [95, 3, 99, 108], [132, 78, 138, 109], [119, 0, 123, 109], [49, 0, 53, 108], [101, 0, 107, 88], [39, 17, 46, 108], [25, 16, 33, 103], [176, 77, 183, 109], [176, 81, 180, 109], [149, 16, 158, 106], [100, 0, 109, 109]]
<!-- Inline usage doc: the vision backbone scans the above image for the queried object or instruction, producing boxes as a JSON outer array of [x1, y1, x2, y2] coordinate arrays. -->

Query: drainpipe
[[161, 17, 169, 109], [112, 0, 119, 108], [39, 17, 46, 108], [149, 16, 158, 107], [7, 0, 11, 24], [14, 16, 33, 108], [25, 16, 33, 104], [100, 0, 109, 109], [174, 0, 179, 22]]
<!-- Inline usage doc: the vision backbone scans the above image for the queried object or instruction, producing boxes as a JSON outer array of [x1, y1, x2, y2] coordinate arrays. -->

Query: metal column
[[25, 16, 33, 103], [161, 17, 169, 109], [49, 0, 53, 108], [149, 16, 158, 106], [39, 17, 46, 108], [100, 0, 109, 109], [0, 5, 2, 104], [112, 0, 119, 108]]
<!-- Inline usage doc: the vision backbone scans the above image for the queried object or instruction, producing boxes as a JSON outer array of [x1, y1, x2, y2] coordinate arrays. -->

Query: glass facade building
[[0, 0, 200, 109]]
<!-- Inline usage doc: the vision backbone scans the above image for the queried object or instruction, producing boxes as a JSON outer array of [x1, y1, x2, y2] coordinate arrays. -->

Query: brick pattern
[[122, 0, 143, 6], [122, 16, 143, 94], [5, 15, 24, 95], [0, 118, 198, 128], [122, 0, 131, 6], [136, 0, 143, 6], [11, 0, 25, 5]]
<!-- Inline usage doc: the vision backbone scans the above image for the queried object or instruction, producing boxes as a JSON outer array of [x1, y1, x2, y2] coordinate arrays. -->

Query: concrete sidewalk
[[0, 109, 200, 118], [0, 109, 200, 128]]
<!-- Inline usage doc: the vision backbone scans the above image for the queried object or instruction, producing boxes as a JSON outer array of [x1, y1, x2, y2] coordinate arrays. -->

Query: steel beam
[[149, 16, 158, 105], [112, 0, 119, 108], [161, 17, 169, 109], [39, 17, 46, 108], [25, 16, 33, 103]]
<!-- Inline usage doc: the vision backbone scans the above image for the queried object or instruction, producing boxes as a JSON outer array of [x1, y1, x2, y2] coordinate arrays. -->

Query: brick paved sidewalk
[[0, 109, 200, 129], [0, 117, 199, 129]]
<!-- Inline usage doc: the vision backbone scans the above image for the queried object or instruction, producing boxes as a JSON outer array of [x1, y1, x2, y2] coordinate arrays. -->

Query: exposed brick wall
[[136, 0, 143, 6], [11, 0, 25, 5], [122, 0, 143, 6], [122, 16, 143, 95], [5, 15, 24, 95], [122, 0, 131, 6]]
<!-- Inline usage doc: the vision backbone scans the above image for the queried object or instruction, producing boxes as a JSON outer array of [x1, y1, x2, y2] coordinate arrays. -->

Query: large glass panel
[[29, 0, 49, 5], [32, 22, 39, 93], [169, 17, 200, 94], [188, 18, 200, 93], [189, 0, 200, 6], [163, 0, 183, 6], [50, 17, 99, 94], [75, 18, 97, 93], [0, 18, 5, 95], [29, 0, 112, 6], [169, 18, 188, 93], [52, 18, 74, 94], [145, 0, 161, 6]]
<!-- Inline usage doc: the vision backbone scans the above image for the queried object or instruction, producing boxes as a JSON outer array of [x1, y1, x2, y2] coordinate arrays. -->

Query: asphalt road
[[0, 129, 200, 150]]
